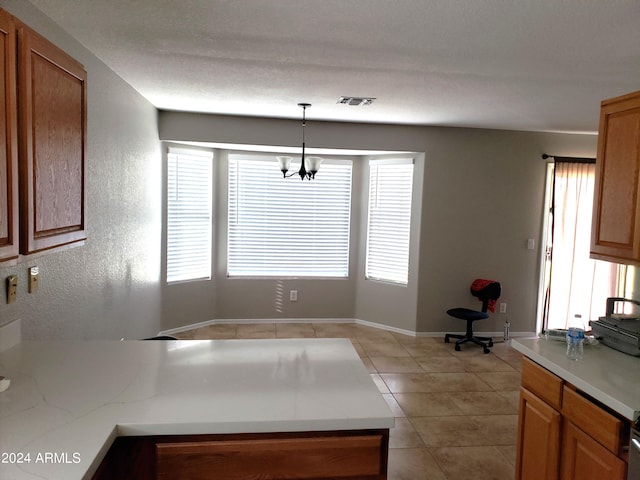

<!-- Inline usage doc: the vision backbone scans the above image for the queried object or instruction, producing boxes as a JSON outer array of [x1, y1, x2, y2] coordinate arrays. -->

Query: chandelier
[[277, 103, 322, 180]]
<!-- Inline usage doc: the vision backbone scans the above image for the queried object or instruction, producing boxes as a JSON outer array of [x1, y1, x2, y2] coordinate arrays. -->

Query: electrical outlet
[[29, 266, 39, 294], [289, 290, 298, 302], [6, 275, 17, 304], [499, 302, 507, 313]]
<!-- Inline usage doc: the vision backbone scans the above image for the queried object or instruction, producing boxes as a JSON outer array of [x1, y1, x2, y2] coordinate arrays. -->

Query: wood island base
[[93, 429, 390, 480]]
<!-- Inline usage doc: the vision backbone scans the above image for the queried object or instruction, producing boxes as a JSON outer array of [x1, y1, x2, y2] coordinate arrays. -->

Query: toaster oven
[[590, 297, 640, 357]]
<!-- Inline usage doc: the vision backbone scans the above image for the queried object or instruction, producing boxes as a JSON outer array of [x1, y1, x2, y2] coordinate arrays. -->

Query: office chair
[[444, 279, 501, 354]]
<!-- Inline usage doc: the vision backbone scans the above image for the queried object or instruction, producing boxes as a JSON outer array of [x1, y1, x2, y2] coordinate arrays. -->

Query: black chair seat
[[446, 308, 489, 321]]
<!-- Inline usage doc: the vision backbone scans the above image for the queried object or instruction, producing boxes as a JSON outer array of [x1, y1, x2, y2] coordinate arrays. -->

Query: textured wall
[[414, 128, 598, 334], [0, 1, 162, 340]]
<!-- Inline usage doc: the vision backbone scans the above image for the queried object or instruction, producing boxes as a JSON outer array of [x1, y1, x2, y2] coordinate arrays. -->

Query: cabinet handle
[[605, 297, 640, 316]]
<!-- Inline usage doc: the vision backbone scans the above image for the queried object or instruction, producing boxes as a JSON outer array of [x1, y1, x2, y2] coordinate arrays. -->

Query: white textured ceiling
[[29, 0, 640, 133]]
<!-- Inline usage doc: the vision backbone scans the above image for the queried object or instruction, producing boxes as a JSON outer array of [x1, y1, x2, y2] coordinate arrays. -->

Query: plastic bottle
[[503, 316, 510, 342], [566, 314, 585, 361]]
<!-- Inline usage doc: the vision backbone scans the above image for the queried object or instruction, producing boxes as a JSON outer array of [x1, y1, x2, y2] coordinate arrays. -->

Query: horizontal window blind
[[228, 156, 352, 277], [166, 149, 213, 283], [366, 159, 414, 285]]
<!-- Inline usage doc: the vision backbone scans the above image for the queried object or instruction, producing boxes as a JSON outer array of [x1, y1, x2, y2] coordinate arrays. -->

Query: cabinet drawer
[[521, 357, 563, 410], [562, 386, 624, 454], [156, 433, 386, 480]]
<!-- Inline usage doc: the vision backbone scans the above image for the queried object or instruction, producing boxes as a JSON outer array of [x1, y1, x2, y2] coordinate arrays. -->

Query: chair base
[[445, 332, 493, 354]]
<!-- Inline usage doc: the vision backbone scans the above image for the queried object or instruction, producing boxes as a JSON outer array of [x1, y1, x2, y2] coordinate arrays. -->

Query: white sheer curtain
[[546, 161, 618, 329]]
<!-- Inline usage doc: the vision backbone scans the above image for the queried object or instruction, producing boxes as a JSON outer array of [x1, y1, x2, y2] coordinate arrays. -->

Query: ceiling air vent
[[337, 96, 376, 106]]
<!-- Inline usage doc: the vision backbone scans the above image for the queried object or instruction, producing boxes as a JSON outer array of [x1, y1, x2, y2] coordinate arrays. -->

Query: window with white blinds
[[166, 148, 213, 283], [228, 155, 352, 277], [366, 159, 414, 285]]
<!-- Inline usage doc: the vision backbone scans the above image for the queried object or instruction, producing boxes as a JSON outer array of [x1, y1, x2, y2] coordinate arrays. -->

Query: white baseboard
[[159, 318, 536, 340], [353, 318, 418, 337], [429, 331, 538, 339]]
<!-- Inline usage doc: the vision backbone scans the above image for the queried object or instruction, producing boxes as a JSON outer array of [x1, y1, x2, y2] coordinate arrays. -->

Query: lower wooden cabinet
[[515, 387, 562, 480], [560, 421, 626, 480], [516, 358, 629, 480], [93, 430, 389, 480]]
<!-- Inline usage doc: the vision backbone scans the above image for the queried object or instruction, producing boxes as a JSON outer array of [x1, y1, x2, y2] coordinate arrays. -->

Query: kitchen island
[[0, 338, 393, 479]]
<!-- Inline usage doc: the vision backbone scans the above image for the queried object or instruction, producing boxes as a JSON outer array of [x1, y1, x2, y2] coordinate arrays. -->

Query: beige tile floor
[[174, 322, 523, 480]]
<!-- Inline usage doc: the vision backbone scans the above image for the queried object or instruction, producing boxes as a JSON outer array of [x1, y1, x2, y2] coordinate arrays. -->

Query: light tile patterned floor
[[174, 322, 522, 480]]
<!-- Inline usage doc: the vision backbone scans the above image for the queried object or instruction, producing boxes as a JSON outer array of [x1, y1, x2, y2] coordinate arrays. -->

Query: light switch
[[527, 238, 535, 250], [29, 266, 39, 294], [6, 275, 17, 304]]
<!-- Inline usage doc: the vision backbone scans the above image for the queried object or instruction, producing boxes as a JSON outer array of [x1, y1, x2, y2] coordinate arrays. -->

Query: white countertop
[[511, 337, 640, 423], [0, 338, 393, 480]]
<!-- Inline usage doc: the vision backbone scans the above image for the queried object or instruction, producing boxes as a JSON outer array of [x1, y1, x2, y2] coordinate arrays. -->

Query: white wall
[[212, 150, 363, 323], [0, 1, 163, 340], [159, 112, 598, 334], [415, 128, 597, 334], [353, 153, 424, 333]]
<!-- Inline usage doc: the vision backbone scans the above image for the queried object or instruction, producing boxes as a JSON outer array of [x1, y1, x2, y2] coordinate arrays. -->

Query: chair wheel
[[454, 344, 461, 351], [444, 337, 450, 343], [488, 340, 494, 347], [483, 348, 490, 354]]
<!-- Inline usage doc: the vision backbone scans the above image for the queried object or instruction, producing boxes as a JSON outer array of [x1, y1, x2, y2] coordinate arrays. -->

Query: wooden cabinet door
[[560, 421, 626, 480], [591, 90, 640, 265], [156, 433, 387, 480], [0, 9, 18, 262], [17, 24, 86, 254], [94, 431, 389, 480], [515, 387, 562, 480]]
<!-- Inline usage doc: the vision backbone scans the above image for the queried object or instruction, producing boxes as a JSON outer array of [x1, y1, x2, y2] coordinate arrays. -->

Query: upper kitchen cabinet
[[0, 10, 18, 262], [17, 23, 87, 255], [591, 90, 640, 266]]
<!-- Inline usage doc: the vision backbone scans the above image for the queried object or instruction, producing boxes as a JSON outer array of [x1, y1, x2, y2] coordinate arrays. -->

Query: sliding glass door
[[540, 160, 625, 331]]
